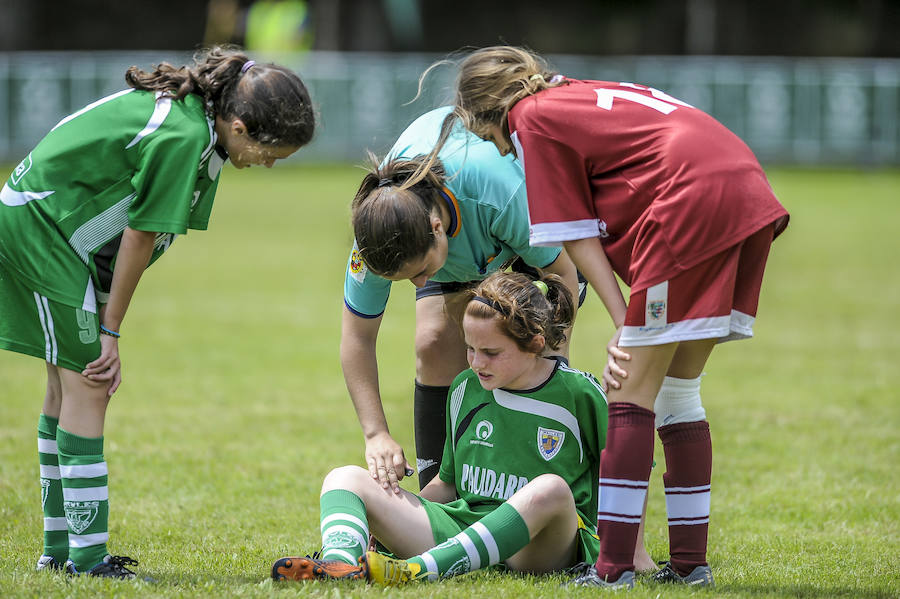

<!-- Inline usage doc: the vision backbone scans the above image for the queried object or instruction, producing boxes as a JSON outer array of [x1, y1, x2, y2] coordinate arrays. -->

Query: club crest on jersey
[[647, 300, 666, 320], [349, 241, 367, 282], [538, 427, 565, 461], [64, 500, 100, 534]]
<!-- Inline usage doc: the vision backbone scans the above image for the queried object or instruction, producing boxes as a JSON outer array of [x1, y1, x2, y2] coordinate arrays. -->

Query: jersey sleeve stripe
[[343, 298, 383, 319], [125, 96, 172, 149]]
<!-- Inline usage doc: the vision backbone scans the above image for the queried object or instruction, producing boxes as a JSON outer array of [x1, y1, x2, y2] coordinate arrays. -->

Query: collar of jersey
[[439, 186, 461, 238]]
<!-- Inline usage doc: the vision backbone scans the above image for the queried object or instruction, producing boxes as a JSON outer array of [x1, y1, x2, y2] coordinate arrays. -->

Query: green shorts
[[0, 259, 100, 371], [417, 496, 600, 567]]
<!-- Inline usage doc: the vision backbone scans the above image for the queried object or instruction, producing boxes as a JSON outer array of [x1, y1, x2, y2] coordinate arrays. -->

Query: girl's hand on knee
[[82, 335, 122, 396], [365, 433, 411, 495]]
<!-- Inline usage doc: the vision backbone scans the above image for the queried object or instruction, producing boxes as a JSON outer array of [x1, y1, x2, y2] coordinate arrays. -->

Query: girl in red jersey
[[417, 46, 789, 588]]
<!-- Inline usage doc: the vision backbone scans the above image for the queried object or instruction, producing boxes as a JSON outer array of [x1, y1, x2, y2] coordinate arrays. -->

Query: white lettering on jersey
[[595, 82, 693, 115], [461, 463, 528, 500]]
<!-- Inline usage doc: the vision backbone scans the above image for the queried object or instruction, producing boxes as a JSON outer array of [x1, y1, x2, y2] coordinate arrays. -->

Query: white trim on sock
[[470, 522, 499, 565], [60, 462, 108, 479], [43, 517, 68, 531], [62, 486, 108, 502], [69, 531, 109, 548]]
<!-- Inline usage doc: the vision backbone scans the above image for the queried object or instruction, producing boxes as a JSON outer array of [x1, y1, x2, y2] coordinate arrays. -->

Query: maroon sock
[[594, 402, 655, 581], [658, 420, 712, 577]]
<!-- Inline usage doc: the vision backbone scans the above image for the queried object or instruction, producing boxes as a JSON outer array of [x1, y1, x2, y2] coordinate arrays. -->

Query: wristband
[[99, 324, 120, 338]]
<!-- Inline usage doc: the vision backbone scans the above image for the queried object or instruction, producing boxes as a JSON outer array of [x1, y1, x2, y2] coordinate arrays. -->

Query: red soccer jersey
[[509, 79, 789, 292]]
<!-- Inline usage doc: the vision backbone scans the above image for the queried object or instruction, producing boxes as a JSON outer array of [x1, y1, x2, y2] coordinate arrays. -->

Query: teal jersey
[[437, 360, 608, 528], [343, 107, 561, 317], [0, 89, 223, 309]]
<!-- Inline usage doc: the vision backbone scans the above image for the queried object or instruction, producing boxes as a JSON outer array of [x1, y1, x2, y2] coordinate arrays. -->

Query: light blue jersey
[[344, 107, 560, 317]]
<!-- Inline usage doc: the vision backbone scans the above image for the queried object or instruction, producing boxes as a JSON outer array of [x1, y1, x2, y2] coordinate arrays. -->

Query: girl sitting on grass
[[273, 271, 607, 585]]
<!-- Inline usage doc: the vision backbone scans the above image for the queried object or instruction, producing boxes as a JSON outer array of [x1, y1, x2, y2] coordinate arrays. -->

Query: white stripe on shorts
[[62, 486, 108, 502], [59, 462, 108, 479], [34, 293, 58, 364], [40, 464, 61, 479], [620, 314, 732, 347], [44, 517, 68, 531]]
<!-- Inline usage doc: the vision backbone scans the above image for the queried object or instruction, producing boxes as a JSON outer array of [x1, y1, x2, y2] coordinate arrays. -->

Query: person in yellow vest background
[[204, 0, 312, 53]]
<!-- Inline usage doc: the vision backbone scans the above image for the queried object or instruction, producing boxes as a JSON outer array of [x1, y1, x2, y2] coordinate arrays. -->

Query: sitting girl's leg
[[368, 473, 579, 584], [272, 465, 435, 581], [319, 465, 435, 564]]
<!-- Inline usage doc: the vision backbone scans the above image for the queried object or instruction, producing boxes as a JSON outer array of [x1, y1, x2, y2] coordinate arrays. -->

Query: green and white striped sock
[[38, 414, 67, 563], [57, 427, 108, 572], [410, 502, 531, 581], [319, 489, 369, 565]]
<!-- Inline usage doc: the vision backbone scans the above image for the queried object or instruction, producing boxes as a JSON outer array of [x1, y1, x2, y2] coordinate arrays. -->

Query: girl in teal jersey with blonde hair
[[0, 45, 314, 578]]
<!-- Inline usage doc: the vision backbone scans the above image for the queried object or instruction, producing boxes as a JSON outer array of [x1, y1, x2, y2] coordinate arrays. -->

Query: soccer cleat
[[67, 555, 138, 579], [567, 565, 635, 590], [651, 562, 714, 587], [271, 556, 366, 581], [363, 550, 429, 586], [36, 555, 68, 572]]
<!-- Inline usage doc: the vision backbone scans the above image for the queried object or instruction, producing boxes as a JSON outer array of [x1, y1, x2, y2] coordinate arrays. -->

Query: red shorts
[[619, 223, 776, 347]]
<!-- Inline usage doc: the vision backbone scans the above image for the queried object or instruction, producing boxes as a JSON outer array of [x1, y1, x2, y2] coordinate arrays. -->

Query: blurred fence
[[0, 51, 898, 165]]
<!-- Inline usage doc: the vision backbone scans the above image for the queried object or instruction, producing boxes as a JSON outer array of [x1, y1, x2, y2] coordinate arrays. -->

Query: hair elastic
[[241, 60, 256, 74], [533, 280, 549, 296], [529, 73, 544, 82]]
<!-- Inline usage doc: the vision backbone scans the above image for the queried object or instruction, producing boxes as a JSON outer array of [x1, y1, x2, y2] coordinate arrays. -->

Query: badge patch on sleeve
[[538, 427, 565, 460], [349, 240, 367, 283]]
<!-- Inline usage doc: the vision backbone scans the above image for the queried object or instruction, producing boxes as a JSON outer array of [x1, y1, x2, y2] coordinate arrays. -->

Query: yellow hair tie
[[533, 280, 549, 296], [529, 73, 544, 82]]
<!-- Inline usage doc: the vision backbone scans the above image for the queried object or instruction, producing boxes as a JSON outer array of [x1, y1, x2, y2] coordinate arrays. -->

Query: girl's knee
[[521, 473, 575, 508], [321, 465, 370, 494]]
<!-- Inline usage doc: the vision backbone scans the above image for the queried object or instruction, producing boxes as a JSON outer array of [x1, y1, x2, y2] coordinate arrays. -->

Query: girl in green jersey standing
[[0, 46, 314, 578], [273, 271, 607, 586]]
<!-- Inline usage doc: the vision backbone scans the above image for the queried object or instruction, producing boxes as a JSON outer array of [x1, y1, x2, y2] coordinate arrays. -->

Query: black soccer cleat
[[651, 562, 714, 586], [67, 554, 139, 579]]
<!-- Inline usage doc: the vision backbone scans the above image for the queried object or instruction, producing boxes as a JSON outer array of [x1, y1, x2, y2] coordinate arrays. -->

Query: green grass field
[[1, 165, 898, 598]]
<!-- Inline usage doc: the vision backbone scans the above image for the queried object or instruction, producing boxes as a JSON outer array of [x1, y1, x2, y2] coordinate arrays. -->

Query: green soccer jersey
[[437, 360, 608, 527], [0, 89, 223, 310], [343, 107, 561, 317]]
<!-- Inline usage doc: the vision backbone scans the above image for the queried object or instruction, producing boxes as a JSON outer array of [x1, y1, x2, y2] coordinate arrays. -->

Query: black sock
[[413, 381, 449, 490]]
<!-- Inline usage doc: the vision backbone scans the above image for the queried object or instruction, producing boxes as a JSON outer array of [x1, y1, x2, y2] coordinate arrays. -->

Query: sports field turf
[[1, 164, 898, 598]]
